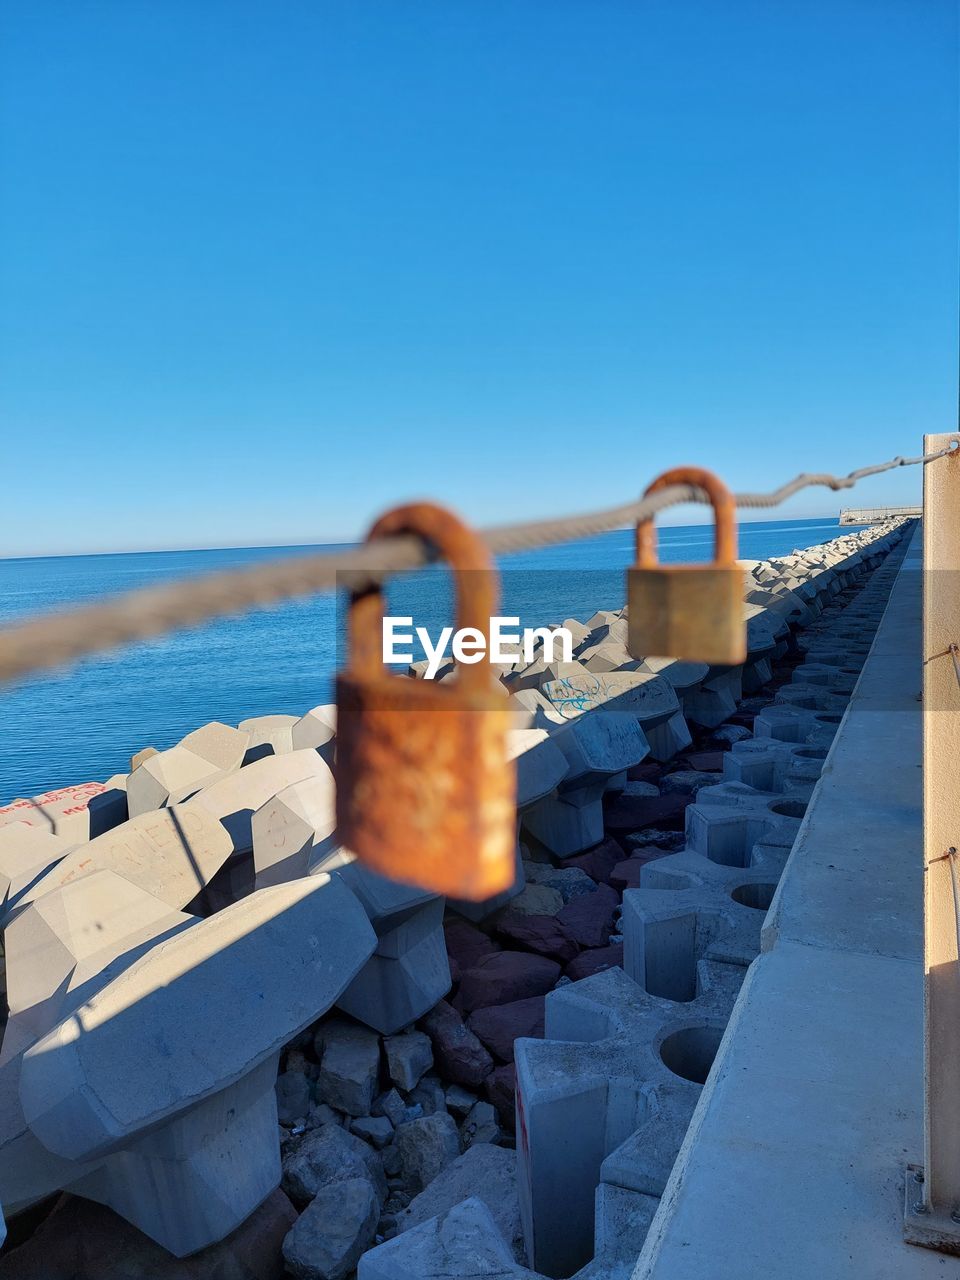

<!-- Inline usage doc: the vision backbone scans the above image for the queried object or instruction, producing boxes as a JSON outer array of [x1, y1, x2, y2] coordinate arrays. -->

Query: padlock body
[[627, 565, 746, 664], [336, 673, 517, 901]]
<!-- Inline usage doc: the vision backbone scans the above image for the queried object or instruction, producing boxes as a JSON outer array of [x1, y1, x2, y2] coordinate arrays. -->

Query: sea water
[[0, 517, 857, 802]]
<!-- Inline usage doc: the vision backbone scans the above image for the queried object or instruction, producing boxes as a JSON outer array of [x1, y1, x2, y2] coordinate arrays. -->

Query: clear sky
[[1, 1, 956, 556]]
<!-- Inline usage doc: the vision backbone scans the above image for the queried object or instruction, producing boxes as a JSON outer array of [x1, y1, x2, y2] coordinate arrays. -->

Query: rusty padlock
[[627, 467, 746, 665], [336, 502, 517, 901]]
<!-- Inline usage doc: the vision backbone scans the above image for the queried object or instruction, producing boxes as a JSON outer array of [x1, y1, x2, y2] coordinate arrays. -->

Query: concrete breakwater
[[0, 518, 911, 1280]]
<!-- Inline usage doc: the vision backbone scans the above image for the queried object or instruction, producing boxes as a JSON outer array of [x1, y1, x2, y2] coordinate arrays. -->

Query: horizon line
[[0, 513, 850, 564]]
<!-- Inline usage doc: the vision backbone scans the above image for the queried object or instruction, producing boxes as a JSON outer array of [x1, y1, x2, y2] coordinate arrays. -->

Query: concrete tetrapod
[[0, 870, 197, 1218], [326, 858, 452, 1035], [290, 703, 337, 768], [0, 782, 111, 844], [451, 728, 570, 921], [0, 823, 75, 925], [16, 873, 377, 1254], [721, 737, 828, 794], [683, 784, 806, 875], [251, 768, 337, 890], [521, 712, 650, 857], [19, 803, 235, 912], [515, 961, 744, 1277], [126, 721, 250, 817], [184, 748, 332, 856]]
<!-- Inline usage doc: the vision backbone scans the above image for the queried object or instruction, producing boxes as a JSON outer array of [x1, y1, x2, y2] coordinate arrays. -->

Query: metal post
[[905, 431, 960, 1253]]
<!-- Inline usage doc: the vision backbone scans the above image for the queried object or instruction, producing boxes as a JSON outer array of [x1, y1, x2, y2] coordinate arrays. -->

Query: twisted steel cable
[[0, 444, 951, 684]]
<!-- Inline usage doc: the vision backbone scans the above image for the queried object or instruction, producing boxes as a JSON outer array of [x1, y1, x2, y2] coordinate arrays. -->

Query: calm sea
[[0, 518, 856, 803]]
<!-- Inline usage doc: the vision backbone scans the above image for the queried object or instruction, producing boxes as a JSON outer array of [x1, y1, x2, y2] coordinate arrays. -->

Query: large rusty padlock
[[627, 467, 746, 665], [336, 502, 517, 901]]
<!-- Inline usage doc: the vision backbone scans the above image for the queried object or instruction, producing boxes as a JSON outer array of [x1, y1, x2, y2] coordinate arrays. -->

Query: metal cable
[[0, 443, 952, 684]]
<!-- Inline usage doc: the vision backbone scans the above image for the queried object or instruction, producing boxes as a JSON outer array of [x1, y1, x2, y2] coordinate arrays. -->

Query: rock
[[351, 1115, 394, 1148], [384, 1031, 433, 1092], [484, 1064, 517, 1130], [627, 762, 664, 785], [713, 724, 752, 745], [460, 1100, 500, 1149], [276, 1071, 312, 1125], [419, 1000, 494, 1087], [603, 791, 690, 832], [0, 1188, 296, 1279], [659, 770, 720, 797], [408, 1074, 447, 1116], [682, 750, 725, 772], [442, 919, 501, 972], [564, 943, 624, 982], [616, 779, 660, 798], [395, 1112, 460, 1193], [609, 859, 646, 891], [562, 837, 623, 886], [467, 996, 545, 1064], [307, 1103, 341, 1130], [382, 1142, 403, 1178], [521, 861, 597, 903], [494, 912, 579, 964], [315, 1018, 381, 1116], [359, 1196, 524, 1279], [282, 1176, 378, 1280], [281, 1124, 386, 1207], [372, 1088, 407, 1128], [556, 883, 620, 948], [623, 828, 686, 854], [444, 1083, 478, 1118], [499, 882, 564, 917], [455, 953, 561, 1014], [394, 1144, 523, 1262]]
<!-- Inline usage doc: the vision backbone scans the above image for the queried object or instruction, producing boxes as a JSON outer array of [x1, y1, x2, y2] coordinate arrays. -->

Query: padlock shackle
[[635, 467, 737, 568], [348, 502, 499, 693]]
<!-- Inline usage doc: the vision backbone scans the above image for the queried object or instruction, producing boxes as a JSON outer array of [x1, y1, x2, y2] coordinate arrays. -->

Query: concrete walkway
[[634, 528, 956, 1279]]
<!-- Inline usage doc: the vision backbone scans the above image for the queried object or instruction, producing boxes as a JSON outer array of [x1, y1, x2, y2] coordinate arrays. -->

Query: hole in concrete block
[[815, 713, 842, 724], [730, 882, 776, 911], [769, 799, 807, 819], [644, 913, 697, 1003], [659, 1025, 724, 1084], [794, 748, 827, 760]]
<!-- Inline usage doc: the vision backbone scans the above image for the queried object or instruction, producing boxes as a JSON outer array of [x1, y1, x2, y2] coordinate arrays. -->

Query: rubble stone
[[420, 1001, 494, 1087], [467, 996, 546, 1063], [556, 883, 619, 949], [456, 952, 561, 1014], [315, 1018, 382, 1117], [281, 1124, 387, 1206], [395, 1111, 461, 1193], [282, 1175, 378, 1280], [393, 1143, 523, 1261], [384, 1030, 433, 1092]]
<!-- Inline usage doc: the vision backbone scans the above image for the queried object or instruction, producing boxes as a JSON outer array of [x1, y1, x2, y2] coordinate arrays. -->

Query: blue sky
[[1, 1, 956, 555]]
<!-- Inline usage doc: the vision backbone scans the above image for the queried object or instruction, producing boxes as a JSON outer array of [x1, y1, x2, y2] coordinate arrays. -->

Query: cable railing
[[0, 444, 949, 685]]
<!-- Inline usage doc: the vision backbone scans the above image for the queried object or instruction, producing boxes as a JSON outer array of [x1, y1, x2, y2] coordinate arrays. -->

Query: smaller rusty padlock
[[627, 467, 746, 665], [336, 502, 516, 901]]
